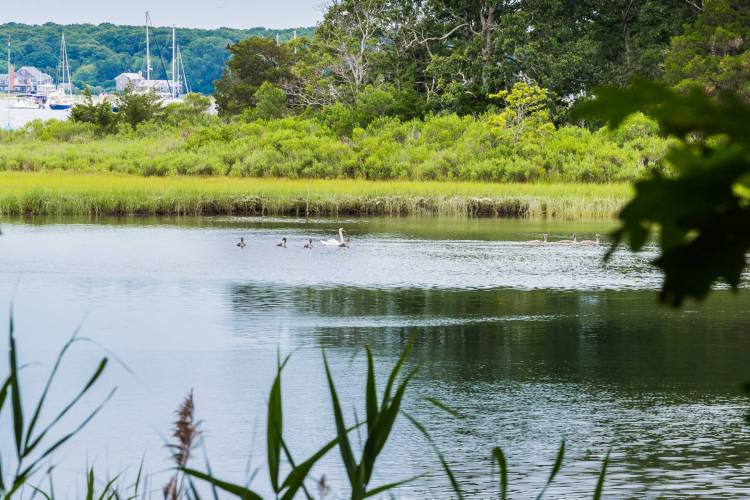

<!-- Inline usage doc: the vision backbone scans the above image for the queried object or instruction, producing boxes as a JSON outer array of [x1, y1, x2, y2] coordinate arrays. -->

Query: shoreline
[[0, 172, 630, 219]]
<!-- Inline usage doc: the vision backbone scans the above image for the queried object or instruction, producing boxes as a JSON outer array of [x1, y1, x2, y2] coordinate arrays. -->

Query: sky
[[0, 0, 324, 29]]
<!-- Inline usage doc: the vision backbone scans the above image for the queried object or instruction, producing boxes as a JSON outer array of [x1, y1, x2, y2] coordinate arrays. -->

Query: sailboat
[[48, 33, 74, 110]]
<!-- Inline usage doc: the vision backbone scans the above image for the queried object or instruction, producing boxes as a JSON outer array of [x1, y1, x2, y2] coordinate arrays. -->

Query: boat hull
[[49, 104, 73, 110]]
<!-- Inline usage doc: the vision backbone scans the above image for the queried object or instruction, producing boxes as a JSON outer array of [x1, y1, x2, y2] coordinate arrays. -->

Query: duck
[[304, 238, 313, 249], [527, 233, 548, 244], [321, 228, 348, 247], [236, 237, 246, 248], [555, 234, 577, 244], [580, 234, 601, 245], [276, 237, 287, 248]]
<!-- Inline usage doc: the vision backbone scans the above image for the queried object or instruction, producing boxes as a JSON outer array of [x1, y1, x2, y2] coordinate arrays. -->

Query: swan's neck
[[339, 228, 344, 243]]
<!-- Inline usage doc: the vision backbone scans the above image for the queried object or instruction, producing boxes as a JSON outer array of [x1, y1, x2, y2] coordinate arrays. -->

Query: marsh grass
[[0, 172, 630, 219]]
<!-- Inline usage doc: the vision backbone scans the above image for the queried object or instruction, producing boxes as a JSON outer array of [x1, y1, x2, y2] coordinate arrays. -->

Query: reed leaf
[[24, 325, 85, 452], [25, 357, 109, 456], [365, 347, 378, 435], [9, 312, 24, 461], [593, 451, 610, 500], [181, 468, 263, 500], [492, 447, 508, 500], [536, 440, 565, 500], [267, 353, 286, 493], [363, 474, 423, 498], [403, 412, 464, 500], [322, 352, 358, 491]]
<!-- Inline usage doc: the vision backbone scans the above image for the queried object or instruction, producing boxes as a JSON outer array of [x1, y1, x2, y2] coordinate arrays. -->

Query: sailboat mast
[[60, 32, 72, 95], [172, 26, 176, 98], [145, 11, 151, 81], [6, 37, 10, 97]]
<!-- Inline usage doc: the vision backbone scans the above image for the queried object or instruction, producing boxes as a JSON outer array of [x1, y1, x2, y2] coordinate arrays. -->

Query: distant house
[[0, 65, 53, 94], [114, 72, 181, 95], [115, 72, 144, 91]]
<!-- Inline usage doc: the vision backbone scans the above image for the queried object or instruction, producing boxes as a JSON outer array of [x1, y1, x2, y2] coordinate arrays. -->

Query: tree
[[70, 87, 119, 134], [213, 37, 293, 116], [252, 82, 287, 120], [158, 93, 213, 125], [117, 85, 162, 129], [664, 0, 750, 100]]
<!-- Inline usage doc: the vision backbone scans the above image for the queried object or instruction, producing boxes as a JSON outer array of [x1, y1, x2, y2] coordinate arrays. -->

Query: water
[[1, 216, 749, 498], [0, 99, 70, 129]]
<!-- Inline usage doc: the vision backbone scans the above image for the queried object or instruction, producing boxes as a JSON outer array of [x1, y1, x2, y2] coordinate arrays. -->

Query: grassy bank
[[0, 172, 630, 218]]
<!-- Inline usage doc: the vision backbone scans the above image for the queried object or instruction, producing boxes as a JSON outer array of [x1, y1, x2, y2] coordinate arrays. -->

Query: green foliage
[[214, 37, 293, 116], [70, 87, 119, 134], [251, 82, 287, 120], [664, 0, 750, 99], [573, 78, 750, 305], [0, 108, 667, 183], [0, 23, 313, 94], [117, 86, 162, 129], [158, 93, 213, 126]]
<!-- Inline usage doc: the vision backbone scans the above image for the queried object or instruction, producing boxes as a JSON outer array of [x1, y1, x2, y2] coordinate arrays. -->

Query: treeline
[[0, 23, 314, 94], [214, 0, 749, 118]]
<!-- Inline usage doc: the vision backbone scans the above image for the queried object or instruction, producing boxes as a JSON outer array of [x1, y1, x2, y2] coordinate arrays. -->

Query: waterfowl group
[[236, 228, 350, 250], [526, 233, 601, 245]]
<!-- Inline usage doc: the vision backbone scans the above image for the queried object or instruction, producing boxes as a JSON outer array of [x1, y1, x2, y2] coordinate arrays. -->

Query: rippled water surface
[[1, 216, 749, 498]]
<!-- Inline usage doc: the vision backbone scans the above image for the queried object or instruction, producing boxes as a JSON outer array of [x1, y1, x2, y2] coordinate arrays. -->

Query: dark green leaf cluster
[[574, 78, 750, 305]]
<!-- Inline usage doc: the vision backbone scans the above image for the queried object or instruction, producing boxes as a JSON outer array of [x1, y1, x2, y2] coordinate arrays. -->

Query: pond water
[[1, 216, 749, 498]]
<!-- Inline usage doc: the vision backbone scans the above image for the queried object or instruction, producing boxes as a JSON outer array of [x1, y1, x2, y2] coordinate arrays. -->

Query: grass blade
[[363, 475, 423, 498], [363, 368, 417, 484], [322, 351, 358, 489], [25, 357, 109, 455], [536, 439, 565, 500], [365, 347, 378, 434], [9, 311, 25, 460], [24, 324, 85, 451], [382, 339, 413, 408], [86, 467, 95, 500], [31, 387, 116, 466], [424, 397, 463, 419], [403, 411, 464, 500], [492, 447, 508, 500], [182, 468, 263, 500], [593, 450, 610, 500], [267, 352, 285, 493]]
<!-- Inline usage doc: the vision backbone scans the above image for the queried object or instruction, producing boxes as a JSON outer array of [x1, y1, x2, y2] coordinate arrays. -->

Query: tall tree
[[664, 0, 750, 99], [213, 37, 293, 116]]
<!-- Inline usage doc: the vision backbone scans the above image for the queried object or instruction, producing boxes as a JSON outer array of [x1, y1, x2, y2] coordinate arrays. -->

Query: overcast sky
[[1, 0, 324, 29]]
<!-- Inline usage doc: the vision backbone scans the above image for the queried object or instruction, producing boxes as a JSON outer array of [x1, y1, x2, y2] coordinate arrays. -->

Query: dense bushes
[[0, 110, 669, 183]]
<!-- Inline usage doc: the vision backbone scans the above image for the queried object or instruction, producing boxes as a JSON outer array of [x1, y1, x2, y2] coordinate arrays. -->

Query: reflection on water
[[0, 217, 749, 497]]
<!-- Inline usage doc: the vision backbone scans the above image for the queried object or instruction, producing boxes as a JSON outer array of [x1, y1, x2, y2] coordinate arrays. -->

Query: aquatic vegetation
[[1, 313, 611, 499], [0, 172, 630, 219]]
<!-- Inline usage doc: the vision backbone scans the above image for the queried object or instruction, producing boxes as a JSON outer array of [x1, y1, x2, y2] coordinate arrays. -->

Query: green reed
[[1, 314, 611, 499]]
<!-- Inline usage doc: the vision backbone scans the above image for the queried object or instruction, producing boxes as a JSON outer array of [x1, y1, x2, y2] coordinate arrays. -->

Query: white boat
[[13, 97, 43, 109]]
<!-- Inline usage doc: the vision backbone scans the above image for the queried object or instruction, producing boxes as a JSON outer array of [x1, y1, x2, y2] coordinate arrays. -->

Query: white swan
[[555, 234, 577, 244], [321, 228, 348, 247], [580, 234, 601, 245], [527, 233, 548, 244]]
